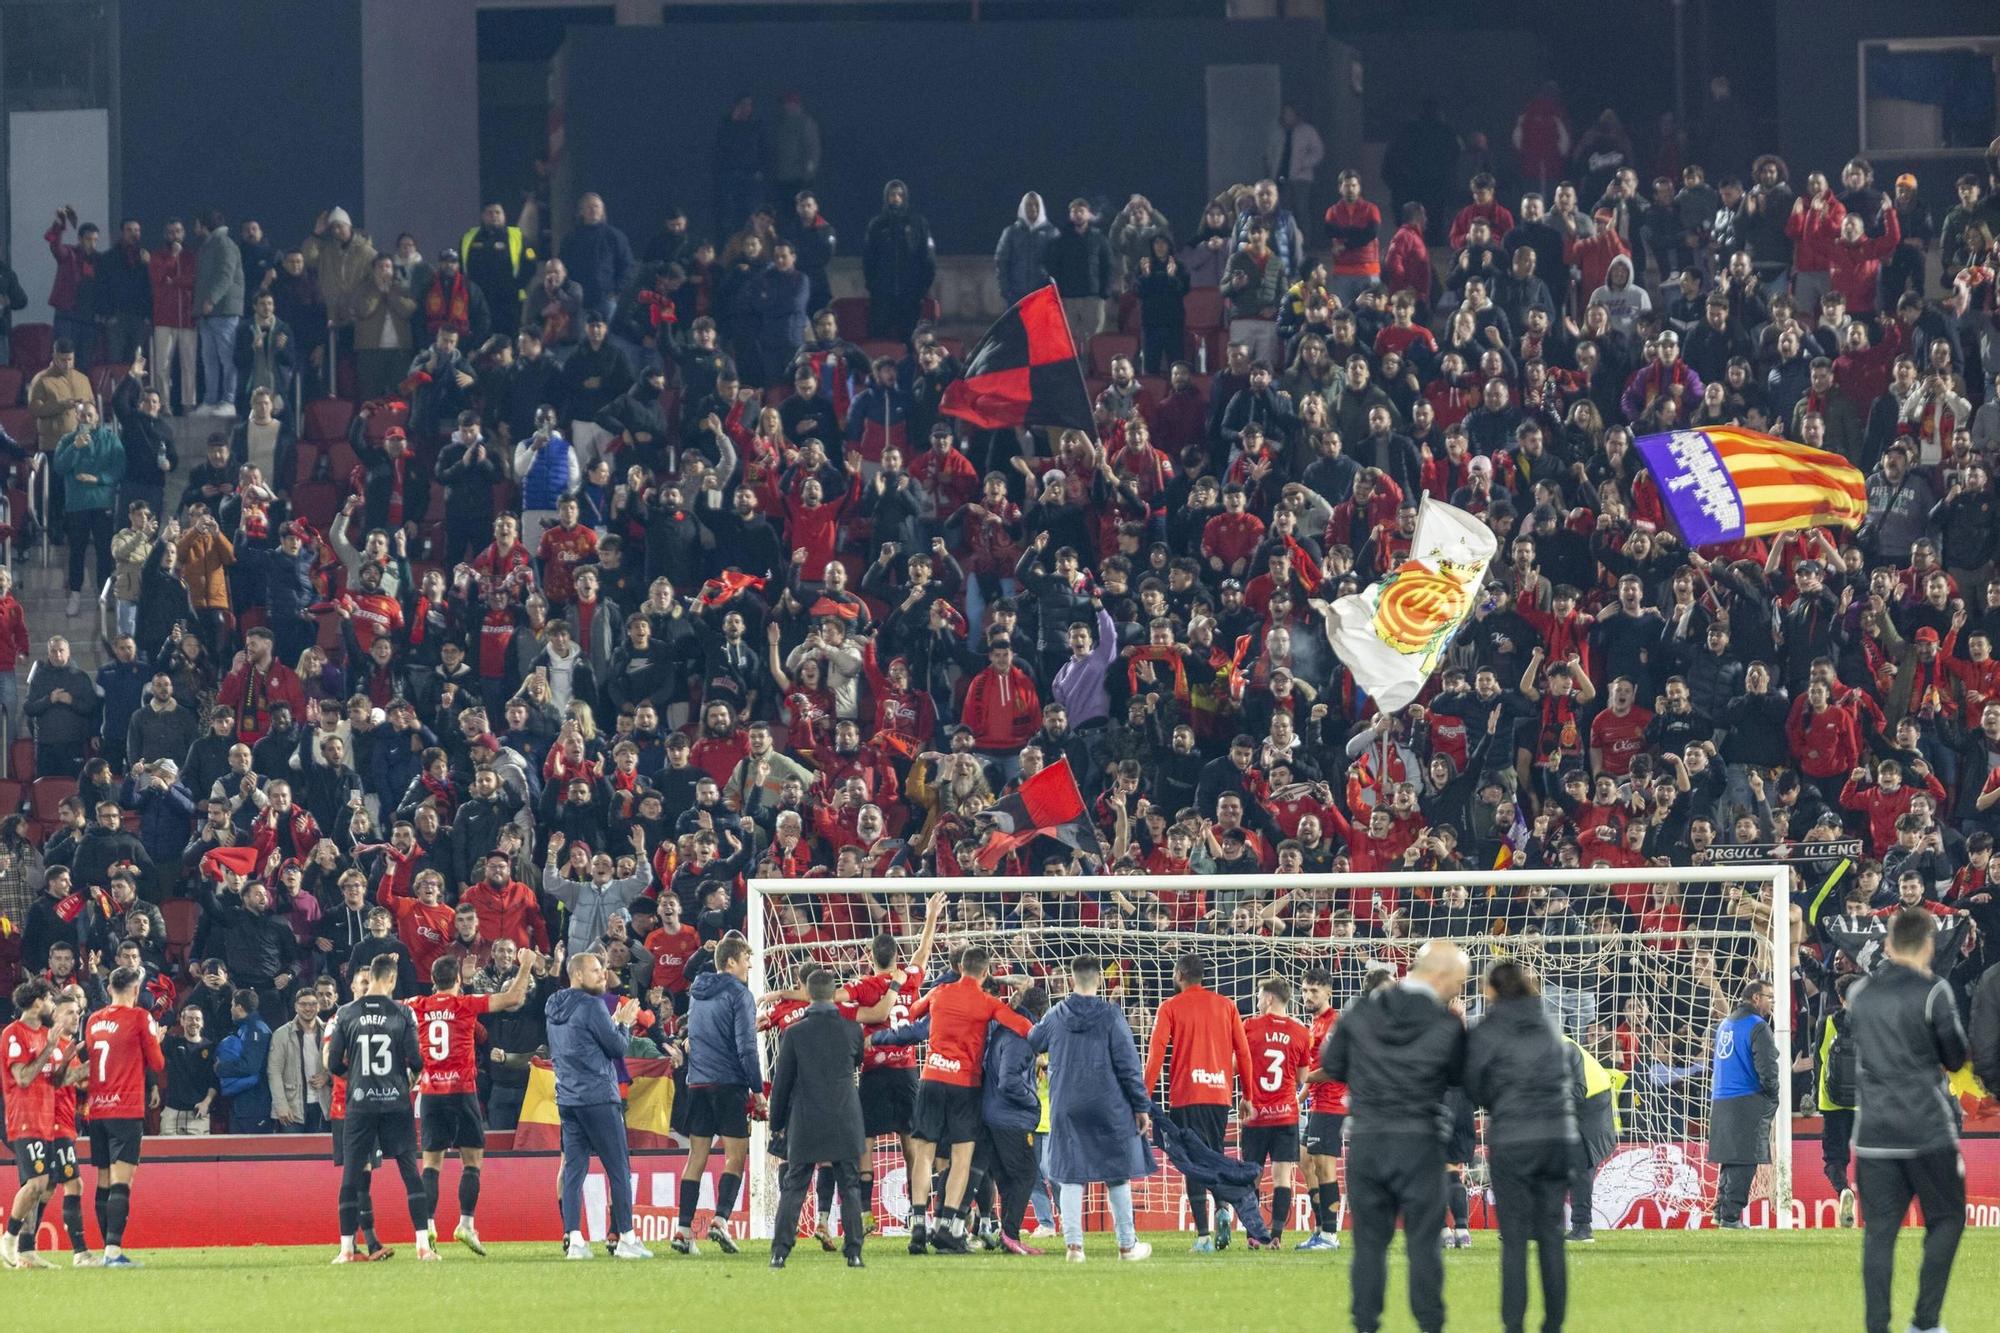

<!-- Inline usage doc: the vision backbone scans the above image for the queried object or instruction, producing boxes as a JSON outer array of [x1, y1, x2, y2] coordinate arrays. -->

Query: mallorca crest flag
[[939, 284, 1094, 432], [1322, 497, 1497, 713], [1633, 426, 1867, 547]]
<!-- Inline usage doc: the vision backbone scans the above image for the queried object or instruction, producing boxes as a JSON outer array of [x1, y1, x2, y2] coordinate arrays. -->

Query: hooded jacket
[[1027, 994, 1157, 1186], [545, 984, 627, 1107], [995, 194, 1058, 307], [862, 181, 935, 304], [214, 1011, 273, 1125], [1588, 255, 1651, 336], [1320, 979, 1465, 1138], [686, 967, 761, 1087], [1463, 994, 1578, 1148]]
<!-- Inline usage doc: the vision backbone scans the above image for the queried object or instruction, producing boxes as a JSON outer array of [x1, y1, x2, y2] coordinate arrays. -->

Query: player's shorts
[[13, 1137, 77, 1187], [420, 1093, 487, 1152], [911, 1081, 982, 1148], [1443, 1092, 1476, 1164], [343, 1107, 418, 1164], [1303, 1111, 1347, 1158], [683, 1084, 750, 1140], [1239, 1122, 1301, 1166], [87, 1118, 145, 1169], [860, 1066, 918, 1138], [1169, 1102, 1229, 1151]]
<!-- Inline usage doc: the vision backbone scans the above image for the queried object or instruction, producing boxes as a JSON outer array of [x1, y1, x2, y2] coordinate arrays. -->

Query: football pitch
[[7, 1229, 1999, 1331]]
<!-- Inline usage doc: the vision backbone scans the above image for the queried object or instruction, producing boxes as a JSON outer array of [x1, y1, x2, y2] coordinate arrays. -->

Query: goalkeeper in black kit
[[1846, 909, 1969, 1333], [326, 956, 436, 1263]]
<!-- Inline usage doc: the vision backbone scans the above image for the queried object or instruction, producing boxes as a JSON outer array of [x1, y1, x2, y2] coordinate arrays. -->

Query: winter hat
[[327, 207, 352, 228]]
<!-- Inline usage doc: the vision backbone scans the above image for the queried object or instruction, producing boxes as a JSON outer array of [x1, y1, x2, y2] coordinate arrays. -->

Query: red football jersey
[[51, 1038, 80, 1137], [405, 992, 492, 1095], [1241, 1013, 1313, 1126], [1588, 706, 1654, 777], [2, 1020, 60, 1140], [762, 997, 857, 1035], [848, 965, 924, 1071], [85, 1004, 166, 1119], [1306, 1005, 1349, 1115]]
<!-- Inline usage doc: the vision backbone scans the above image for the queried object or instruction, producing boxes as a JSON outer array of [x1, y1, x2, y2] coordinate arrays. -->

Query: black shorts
[[860, 1067, 918, 1139], [1170, 1103, 1229, 1151], [87, 1118, 144, 1169], [1240, 1122, 1301, 1166], [344, 1107, 418, 1164], [1303, 1111, 1347, 1158], [911, 1081, 982, 1148], [13, 1137, 77, 1187], [420, 1093, 487, 1152], [1443, 1091, 1476, 1164], [684, 1084, 750, 1140]]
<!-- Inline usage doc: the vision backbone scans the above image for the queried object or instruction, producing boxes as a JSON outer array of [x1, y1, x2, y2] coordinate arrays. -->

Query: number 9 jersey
[[404, 992, 494, 1096]]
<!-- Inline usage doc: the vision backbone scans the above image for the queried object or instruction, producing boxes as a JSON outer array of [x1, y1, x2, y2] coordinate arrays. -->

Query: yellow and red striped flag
[[513, 1056, 678, 1150], [1634, 427, 1867, 547]]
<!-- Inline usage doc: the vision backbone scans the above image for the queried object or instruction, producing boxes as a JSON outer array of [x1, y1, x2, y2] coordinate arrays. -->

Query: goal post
[[745, 864, 1794, 1240]]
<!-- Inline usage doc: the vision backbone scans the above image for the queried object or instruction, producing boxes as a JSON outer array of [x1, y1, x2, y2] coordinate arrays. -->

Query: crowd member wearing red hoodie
[[1448, 173, 1516, 250], [898, 946, 1032, 1253], [1383, 203, 1432, 312], [961, 639, 1040, 771], [1145, 953, 1256, 1249], [1840, 758, 1946, 857], [1786, 680, 1863, 808], [460, 851, 549, 950], [0, 566, 29, 729], [1785, 173, 1847, 316]]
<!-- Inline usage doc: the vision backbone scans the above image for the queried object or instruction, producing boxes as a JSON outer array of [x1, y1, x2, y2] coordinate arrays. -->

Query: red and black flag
[[973, 757, 1106, 870], [939, 283, 1093, 432]]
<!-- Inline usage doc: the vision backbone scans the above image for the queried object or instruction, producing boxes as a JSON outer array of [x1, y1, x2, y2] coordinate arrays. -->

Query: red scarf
[[1125, 647, 1190, 705], [425, 272, 472, 332], [419, 773, 457, 819]]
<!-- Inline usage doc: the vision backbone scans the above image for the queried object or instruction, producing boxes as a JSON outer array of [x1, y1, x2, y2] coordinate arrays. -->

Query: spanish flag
[[1633, 427, 1867, 549], [514, 1056, 678, 1150]]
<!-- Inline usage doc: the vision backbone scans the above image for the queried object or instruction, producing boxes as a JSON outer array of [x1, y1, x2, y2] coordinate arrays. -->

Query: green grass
[[6, 1230, 1998, 1330]]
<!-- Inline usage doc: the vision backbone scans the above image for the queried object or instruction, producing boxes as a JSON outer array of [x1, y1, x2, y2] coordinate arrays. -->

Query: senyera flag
[[1633, 426, 1867, 547], [973, 756, 1105, 869], [1319, 497, 1498, 714], [939, 283, 1093, 432]]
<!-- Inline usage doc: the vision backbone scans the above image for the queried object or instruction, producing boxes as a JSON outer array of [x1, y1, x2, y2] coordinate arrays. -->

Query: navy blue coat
[[1027, 995, 1156, 1186]]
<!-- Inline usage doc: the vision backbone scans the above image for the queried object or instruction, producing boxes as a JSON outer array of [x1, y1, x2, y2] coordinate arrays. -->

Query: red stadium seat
[[361, 401, 409, 443], [920, 297, 942, 324], [1184, 288, 1225, 332], [9, 325, 52, 377], [0, 366, 23, 406], [0, 779, 24, 815], [1089, 332, 1139, 377], [335, 359, 357, 401], [830, 297, 870, 344], [8, 739, 34, 783], [1117, 291, 1141, 334], [30, 776, 77, 823], [303, 398, 355, 443], [324, 441, 360, 483], [0, 408, 32, 448], [162, 898, 202, 968], [859, 340, 903, 364], [1138, 374, 1168, 402], [292, 481, 341, 529]]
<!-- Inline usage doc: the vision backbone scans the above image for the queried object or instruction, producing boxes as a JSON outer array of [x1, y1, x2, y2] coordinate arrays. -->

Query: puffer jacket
[[995, 195, 1058, 307], [1321, 981, 1466, 1138], [1463, 994, 1578, 1148]]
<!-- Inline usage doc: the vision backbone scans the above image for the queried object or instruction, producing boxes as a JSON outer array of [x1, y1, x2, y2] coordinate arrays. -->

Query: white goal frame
[[745, 864, 1794, 1240]]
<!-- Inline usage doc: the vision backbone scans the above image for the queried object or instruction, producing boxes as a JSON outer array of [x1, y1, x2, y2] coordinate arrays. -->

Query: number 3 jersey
[[326, 996, 423, 1109], [405, 992, 493, 1096], [1241, 1012, 1314, 1127]]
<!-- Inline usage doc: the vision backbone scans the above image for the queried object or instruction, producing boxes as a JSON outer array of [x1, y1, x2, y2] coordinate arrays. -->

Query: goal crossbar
[[744, 864, 1795, 1238]]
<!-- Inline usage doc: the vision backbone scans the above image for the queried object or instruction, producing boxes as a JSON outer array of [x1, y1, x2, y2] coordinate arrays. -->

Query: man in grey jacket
[[541, 827, 652, 957], [267, 987, 331, 1131], [194, 210, 244, 416], [1849, 908, 1970, 1333], [547, 950, 651, 1260]]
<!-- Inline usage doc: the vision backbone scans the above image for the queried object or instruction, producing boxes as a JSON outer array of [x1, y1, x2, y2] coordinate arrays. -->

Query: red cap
[[1915, 627, 1941, 643]]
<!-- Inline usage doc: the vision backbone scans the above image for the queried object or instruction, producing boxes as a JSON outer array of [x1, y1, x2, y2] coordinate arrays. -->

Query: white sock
[[340, 1235, 356, 1255], [568, 1230, 586, 1247]]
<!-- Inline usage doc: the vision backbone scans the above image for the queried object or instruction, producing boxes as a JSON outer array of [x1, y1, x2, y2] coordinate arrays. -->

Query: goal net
[[744, 866, 1794, 1241]]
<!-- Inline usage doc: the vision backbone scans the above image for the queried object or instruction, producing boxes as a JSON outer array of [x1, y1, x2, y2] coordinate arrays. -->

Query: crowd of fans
[[0, 80, 1997, 1148]]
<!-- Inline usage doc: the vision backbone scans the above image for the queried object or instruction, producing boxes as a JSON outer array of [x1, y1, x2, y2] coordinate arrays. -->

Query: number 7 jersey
[[404, 992, 494, 1096], [84, 1003, 166, 1119]]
